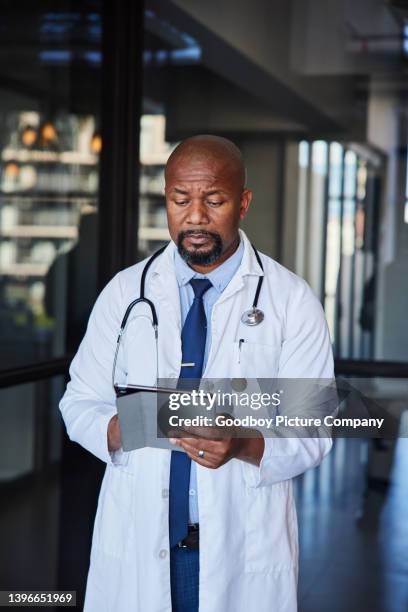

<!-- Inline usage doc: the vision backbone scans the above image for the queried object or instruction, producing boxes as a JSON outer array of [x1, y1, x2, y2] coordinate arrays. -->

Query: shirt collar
[[174, 238, 244, 294]]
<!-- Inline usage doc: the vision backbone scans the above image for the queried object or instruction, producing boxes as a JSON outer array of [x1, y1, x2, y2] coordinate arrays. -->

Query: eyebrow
[[171, 187, 225, 196]]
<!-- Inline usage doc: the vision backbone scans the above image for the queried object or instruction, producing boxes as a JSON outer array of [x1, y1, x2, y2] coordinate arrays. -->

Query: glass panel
[[324, 197, 341, 341], [139, 115, 173, 258], [339, 197, 356, 358], [312, 140, 328, 173], [298, 140, 309, 168], [0, 2, 102, 369], [0, 375, 65, 592], [356, 162, 367, 249], [343, 150, 357, 199], [309, 141, 328, 297], [353, 177, 367, 359], [325, 145, 360, 356], [405, 136, 408, 223], [0, 376, 64, 482], [342, 198, 356, 258], [296, 141, 310, 277], [328, 142, 343, 199]]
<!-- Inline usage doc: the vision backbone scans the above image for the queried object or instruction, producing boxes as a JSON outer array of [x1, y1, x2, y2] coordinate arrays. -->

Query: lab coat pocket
[[244, 481, 298, 573], [236, 341, 281, 379]]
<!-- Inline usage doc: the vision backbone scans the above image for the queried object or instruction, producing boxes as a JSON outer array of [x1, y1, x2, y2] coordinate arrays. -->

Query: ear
[[239, 189, 252, 220]]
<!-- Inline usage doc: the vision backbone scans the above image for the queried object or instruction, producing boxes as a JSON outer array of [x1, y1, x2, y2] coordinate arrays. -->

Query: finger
[[169, 436, 203, 449], [171, 435, 210, 454], [184, 437, 232, 456], [176, 438, 222, 465], [183, 447, 219, 469], [168, 429, 183, 439], [181, 424, 225, 440], [170, 435, 233, 467], [168, 428, 201, 439], [171, 436, 208, 452]]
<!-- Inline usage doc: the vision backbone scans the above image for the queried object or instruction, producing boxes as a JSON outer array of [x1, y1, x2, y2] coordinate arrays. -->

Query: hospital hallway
[[0, 437, 407, 611], [1, 0, 408, 609], [296, 437, 408, 612]]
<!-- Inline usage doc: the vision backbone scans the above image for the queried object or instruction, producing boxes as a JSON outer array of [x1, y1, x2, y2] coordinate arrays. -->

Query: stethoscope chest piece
[[241, 307, 264, 326]]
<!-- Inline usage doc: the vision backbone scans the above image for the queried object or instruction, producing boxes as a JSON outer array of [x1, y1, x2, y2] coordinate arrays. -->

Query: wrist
[[107, 414, 121, 452]]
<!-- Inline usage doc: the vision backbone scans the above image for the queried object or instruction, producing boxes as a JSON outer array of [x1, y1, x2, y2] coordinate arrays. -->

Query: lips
[[185, 233, 213, 245]]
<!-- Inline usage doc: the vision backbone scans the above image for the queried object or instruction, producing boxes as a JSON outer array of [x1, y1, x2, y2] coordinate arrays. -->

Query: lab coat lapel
[[210, 229, 263, 307], [203, 230, 264, 367]]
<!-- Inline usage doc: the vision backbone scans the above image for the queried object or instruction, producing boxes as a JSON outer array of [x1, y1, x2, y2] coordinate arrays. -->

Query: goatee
[[177, 230, 223, 266]]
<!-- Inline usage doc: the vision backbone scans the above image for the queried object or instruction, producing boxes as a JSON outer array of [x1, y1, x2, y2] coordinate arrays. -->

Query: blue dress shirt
[[173, 239, 244, 523]]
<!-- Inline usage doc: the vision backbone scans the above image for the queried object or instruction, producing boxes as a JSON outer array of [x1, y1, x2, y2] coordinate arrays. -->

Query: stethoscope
[[112, 242, 265, 392]]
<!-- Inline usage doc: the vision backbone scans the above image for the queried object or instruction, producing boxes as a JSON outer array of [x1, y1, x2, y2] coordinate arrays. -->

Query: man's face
[[165, 156, 252, 269]]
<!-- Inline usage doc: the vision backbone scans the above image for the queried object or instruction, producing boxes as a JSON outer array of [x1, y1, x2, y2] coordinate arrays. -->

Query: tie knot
[[189, 278, 212, 299]]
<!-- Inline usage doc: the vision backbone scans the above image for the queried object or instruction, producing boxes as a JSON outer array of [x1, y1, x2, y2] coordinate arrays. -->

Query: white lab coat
[[59, 229, 334, 612]]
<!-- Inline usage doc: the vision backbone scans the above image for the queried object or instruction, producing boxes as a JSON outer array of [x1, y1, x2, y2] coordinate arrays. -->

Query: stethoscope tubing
[[112, 241, 264, 392]]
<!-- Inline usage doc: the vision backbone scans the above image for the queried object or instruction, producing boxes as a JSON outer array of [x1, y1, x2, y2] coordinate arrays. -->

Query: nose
[[186, 200, 210, 226]]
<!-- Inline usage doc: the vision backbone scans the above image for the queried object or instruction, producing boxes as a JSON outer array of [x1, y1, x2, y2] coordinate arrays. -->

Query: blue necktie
[[169, 278, 212, 548]]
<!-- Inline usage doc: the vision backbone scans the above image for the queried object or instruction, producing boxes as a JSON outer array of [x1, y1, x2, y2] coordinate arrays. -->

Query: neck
[[189, 235, 240, 274]]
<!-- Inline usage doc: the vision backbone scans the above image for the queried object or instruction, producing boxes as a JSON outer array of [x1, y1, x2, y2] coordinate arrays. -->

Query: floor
[[296, 437, 408, 612], [0, 470, 60, 592], [0, 438, 407, 611]]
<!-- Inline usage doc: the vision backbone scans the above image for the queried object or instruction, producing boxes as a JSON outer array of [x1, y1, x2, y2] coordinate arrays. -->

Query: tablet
[[115, 384, 189, 452]]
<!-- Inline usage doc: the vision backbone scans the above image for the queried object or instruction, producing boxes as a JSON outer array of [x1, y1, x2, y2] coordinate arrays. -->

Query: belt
[[176, 524, 199, 549]]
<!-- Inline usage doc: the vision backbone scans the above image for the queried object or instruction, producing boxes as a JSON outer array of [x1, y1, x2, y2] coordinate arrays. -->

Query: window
[[0, 4, 102, 369], [297, 141, 379, 359]]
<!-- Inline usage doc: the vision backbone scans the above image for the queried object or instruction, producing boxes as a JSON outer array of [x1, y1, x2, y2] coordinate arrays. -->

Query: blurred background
[[0, 0, 407, 610]]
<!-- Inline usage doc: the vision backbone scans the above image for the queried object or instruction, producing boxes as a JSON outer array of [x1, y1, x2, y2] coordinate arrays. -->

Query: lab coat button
[[189, 488, 196, 496], [159, 549, 167, 559], [162, 488, 169, 498]]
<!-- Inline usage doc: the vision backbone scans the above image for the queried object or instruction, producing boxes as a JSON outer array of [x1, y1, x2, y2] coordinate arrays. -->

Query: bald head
[[165, 135, 246, 190], [164, 134, 252, 272]]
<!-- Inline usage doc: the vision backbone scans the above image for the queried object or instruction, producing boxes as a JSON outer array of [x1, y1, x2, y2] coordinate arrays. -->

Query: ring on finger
[[198, 449, 205, 459]]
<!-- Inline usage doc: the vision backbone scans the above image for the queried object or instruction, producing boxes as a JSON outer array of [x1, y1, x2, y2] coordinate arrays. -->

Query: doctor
[[60, 135, 334, 612]]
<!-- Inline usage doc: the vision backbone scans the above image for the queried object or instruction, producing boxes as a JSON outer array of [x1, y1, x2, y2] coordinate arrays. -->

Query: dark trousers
[[170, 547, 199, 612]]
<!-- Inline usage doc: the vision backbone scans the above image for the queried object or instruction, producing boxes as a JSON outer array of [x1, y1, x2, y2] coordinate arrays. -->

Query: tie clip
[[181, 362, 195, 367]]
